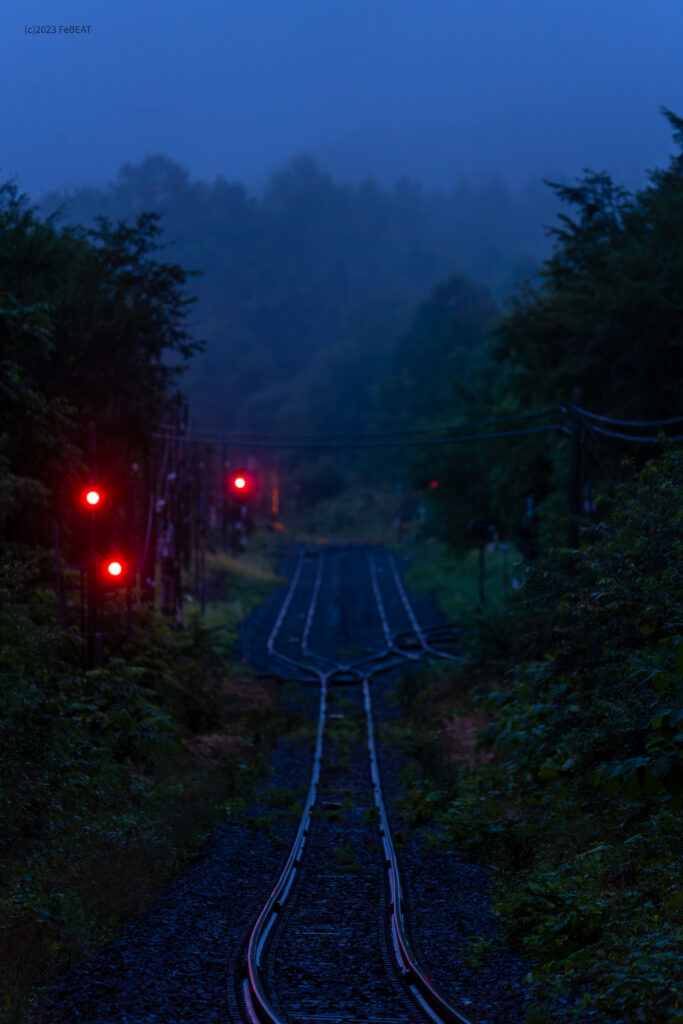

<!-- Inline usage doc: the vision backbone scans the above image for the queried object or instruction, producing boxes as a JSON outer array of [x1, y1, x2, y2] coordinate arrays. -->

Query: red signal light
[[85, 489, 101, 506], [429, 480, 439, 489], [101, 554, 127, 584], [229, 470, 253, 497]]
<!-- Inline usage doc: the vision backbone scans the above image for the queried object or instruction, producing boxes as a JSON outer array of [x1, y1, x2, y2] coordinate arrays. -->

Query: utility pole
[[467, 518, 490, 606], [271, 466, 279, 525], [198, 458, 207, 617], [568, 387, 583, 549], [125, 474, 135, 634], [86, 421, 102, 668], [221, 440, 227, 550]]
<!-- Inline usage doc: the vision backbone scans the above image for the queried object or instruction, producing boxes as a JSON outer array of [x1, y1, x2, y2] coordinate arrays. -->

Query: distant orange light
[[85, 489, 101, 506], [234, 476, 246, 490], [107, 560, 123, 577]]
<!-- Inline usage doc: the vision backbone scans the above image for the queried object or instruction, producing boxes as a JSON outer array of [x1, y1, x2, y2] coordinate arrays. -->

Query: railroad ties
[[237, 545, 470, 1024]]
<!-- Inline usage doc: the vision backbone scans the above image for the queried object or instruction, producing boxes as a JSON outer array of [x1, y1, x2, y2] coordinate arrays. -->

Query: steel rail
[[368, 554, 422, 665], [245, 550, 331, 1024], [363, 678, 475, 1024], [283, 547, 417, 681], [385, 552, 462, 663], [392, 625, 461, 649], [242, 546, 471, 1024], [246, 549, 380, 1020], [244, 671, 329, 1024], [264, 551, 320, 681], [300, 552, 325, 659], [265, 552, 305, 657]]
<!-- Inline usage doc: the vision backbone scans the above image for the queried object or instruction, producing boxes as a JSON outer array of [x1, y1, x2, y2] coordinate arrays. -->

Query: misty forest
[[1, 107, 682, 1024]]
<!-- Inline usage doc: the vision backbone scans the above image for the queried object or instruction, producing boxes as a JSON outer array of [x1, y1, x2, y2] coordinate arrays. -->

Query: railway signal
[[98, 549, 129, 585], [414, 475, 441, 492], [228, 469, 255, 499], [77, 470, 133, 663]]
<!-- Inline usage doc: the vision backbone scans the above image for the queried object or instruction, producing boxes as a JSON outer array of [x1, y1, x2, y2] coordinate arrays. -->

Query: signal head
[[100, 553, 127, 584], [229, 469, 253, 498], [85, 489, 101, 506]]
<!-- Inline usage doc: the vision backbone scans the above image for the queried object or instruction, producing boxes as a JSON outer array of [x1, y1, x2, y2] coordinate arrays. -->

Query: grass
[[0, 532, 296, 1024], [183, 534, 284, 636], [281, 480, 523, 618], [333, 843, 364, 874], [402, 537, 524, 618], [283, 486, 401, 546], [326, 714, 361, 755]]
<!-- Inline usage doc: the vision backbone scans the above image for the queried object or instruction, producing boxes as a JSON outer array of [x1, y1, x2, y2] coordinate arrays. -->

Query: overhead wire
[[573, 405, 683, 427], [151, 422, 570, 450], [583, 421, 683, 443], [158, 406, 561, 443], [152, 405, 683, 451]]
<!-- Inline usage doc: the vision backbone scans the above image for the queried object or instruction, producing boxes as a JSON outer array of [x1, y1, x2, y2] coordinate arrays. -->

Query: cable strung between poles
[[573, 405, 683, 427], [161, 406, 562, 442], [151, 422, 570, 450], [583, 421, 683, 443]]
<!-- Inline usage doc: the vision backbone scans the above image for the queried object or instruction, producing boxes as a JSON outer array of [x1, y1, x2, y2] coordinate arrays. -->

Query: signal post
[[81, 481, 131, 668], [84, 485, 102, 668]]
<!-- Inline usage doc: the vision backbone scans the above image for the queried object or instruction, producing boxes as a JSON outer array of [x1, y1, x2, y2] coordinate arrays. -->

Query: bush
[[432, 449, 683, 1022]]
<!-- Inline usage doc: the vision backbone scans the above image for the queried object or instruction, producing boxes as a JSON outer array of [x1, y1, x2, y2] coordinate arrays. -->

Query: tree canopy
[[494, 108, 683, 420], [41, 155, 555, 435], [0, 182, 200, 552], [438, 108, 683, 549]]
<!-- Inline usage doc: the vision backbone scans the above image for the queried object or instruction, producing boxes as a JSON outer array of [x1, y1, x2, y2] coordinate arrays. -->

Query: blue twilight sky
[[2, 0, 683, 199]]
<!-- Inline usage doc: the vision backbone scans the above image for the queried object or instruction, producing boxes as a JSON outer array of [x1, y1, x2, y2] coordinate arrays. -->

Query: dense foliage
[[0, 182, 201, 553], [494, 116, 683, 419], [0, 555, 278, 1022], [398, 448, 683, 1022], [385, 111, 683, 1022], [477, 108, 683, 548], [0, 181, 219, 1021], [380, 110, 683, 552], [371, 273, 499, 543]]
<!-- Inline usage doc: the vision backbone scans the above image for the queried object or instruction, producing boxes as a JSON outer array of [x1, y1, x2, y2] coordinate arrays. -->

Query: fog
[[5, 0, 683, 437], [2, 0, 682, 197]]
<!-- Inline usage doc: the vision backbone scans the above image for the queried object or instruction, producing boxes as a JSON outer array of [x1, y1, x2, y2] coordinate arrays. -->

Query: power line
[[584, 422, 683, 443], [154, 404, 683, 451], [152, 422, 570, 450], [164, 406, 562, 444], [574, 405, 683, 427]]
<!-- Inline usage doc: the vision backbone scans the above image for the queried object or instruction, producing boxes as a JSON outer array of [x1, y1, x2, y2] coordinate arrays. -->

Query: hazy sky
[[2, 0, 682, 198]]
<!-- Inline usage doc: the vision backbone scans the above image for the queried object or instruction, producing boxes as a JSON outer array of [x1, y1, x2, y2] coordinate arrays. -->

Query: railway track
[[237, 545, 472, 1024]]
